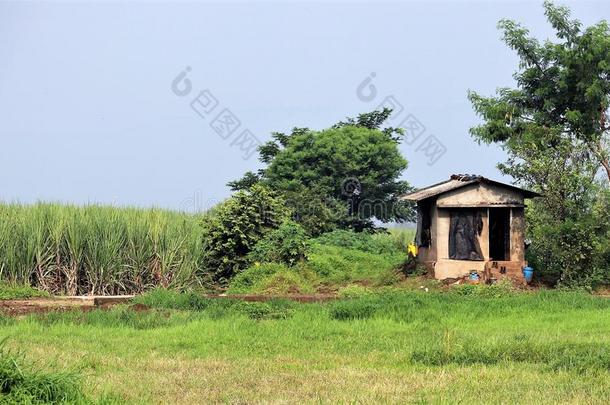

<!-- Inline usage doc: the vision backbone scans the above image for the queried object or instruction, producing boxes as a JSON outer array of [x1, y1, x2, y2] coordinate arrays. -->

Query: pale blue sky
[[1, 0, 607, 211]]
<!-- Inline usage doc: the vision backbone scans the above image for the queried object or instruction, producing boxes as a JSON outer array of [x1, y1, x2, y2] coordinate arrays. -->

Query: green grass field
[[3, 289, 610, 403]]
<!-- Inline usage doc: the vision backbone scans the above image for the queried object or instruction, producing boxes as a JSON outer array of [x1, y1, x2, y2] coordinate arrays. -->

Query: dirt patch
[[0, 294, 339, 317], [0, 296, 134, 317], [0, 298, 92, 316], [130, 303, 151, 312], [352, 280, 374, 288], [315, 284, 339, 295]]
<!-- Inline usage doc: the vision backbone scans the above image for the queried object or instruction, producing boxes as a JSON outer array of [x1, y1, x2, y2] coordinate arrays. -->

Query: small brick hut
[[401, 174, 540, 281]]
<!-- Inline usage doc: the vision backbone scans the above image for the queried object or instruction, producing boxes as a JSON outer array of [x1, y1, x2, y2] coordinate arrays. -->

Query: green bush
[[200, 185, 290, 284], [229, 229, 407, 294], [247, 221, 308, 266], [303, 230, 405, 286], [526, 197, 610, 289]]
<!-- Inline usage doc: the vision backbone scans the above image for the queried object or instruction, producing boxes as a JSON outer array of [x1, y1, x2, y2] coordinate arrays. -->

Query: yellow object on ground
[[407, 242, 418, 257]]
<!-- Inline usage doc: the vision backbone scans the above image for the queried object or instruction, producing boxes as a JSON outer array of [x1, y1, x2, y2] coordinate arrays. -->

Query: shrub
[[398, 255, 428, 277], [200, 185, 291, 284], [526, 203, 610, 289], [247, 221, 308, 266], [207, 227, 411, 293]]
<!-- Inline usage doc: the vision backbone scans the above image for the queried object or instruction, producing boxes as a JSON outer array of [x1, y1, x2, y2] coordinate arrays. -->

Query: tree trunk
[[601, 156, 610, 183], [599, 108, 610, 182]]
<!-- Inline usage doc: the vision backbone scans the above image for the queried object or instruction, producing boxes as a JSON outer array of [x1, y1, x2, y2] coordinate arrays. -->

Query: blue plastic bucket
[[522, 266, 534, 283]]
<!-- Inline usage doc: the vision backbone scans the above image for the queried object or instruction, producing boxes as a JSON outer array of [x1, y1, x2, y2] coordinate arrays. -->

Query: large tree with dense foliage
[[469, 1, 610, 182], [469, 1, 610, 287], [229, 109, 413, 234]]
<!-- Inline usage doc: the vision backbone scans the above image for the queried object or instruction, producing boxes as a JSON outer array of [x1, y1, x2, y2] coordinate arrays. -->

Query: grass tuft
[[0, 339, 85, 403], [0, 282, 49, 300]]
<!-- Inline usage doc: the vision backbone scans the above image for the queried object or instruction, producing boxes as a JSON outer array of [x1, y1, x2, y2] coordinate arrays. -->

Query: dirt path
[[0, 294, 338, 316], [0, 296, 134, 316]]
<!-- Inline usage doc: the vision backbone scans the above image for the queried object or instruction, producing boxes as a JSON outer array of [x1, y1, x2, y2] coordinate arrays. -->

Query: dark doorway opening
[[489, 208, 510, 261]]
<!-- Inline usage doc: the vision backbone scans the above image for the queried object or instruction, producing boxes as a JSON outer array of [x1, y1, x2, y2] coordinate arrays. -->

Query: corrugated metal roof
[[400, 174, 540, 201]]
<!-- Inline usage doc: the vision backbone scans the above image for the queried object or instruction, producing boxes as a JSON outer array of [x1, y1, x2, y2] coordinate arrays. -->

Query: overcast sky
[[1, 0, 607, 211]]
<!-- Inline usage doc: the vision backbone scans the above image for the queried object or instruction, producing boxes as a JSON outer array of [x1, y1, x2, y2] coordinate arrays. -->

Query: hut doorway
[[489, 208, 510, 261]]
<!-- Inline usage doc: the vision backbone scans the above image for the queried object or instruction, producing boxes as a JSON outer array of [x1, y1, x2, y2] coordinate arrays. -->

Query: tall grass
[[388, 227, 416, 250], [0, 339, 85, 403], [0, 203, 204, 295]]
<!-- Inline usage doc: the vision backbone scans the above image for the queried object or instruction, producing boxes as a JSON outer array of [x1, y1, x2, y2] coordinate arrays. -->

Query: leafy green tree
[[281, 184, 347, 237], [200, 184, 290, 283], [229, 109, 413, 233], [469, 1, 610, 287], [226, 171, 260, 192], [469, 1, 610, 182]]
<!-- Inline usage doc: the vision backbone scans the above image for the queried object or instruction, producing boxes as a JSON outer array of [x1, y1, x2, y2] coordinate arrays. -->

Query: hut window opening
[[448, 209, 483, 261]]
